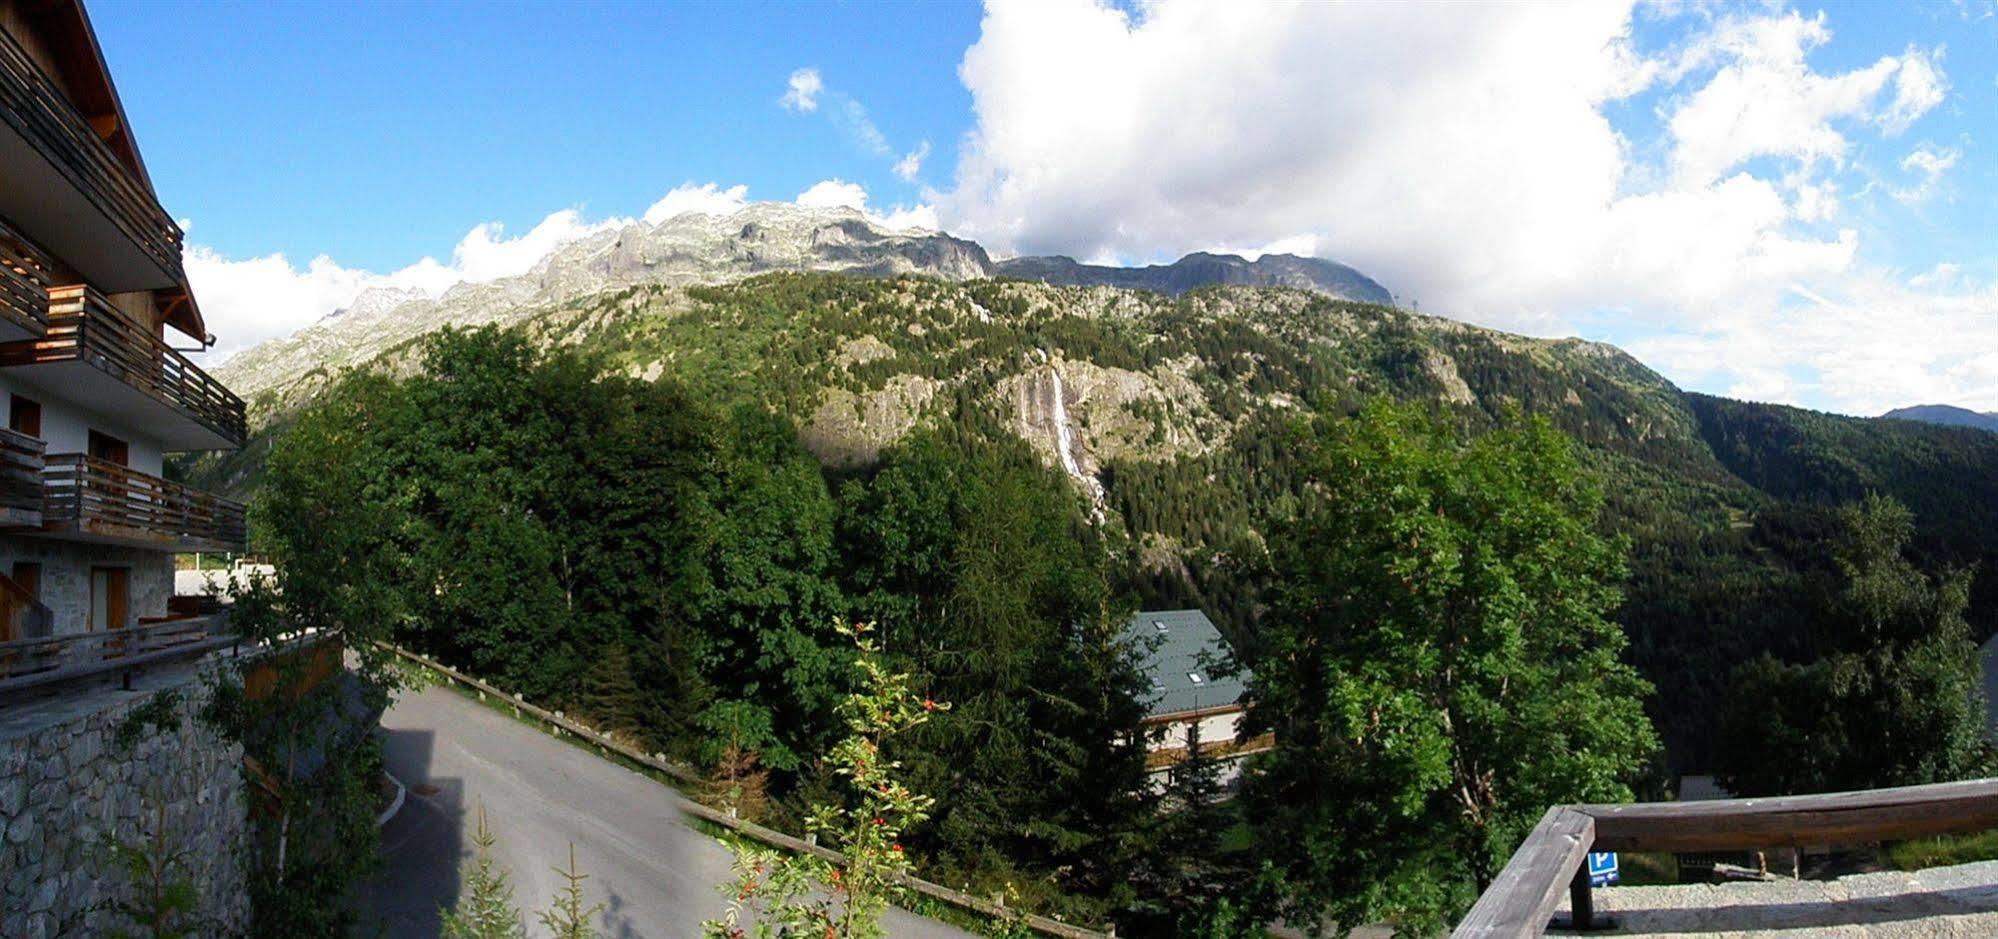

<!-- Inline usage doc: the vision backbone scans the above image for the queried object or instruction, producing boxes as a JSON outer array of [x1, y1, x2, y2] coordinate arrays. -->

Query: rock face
[[0, 671, 249, 937], [996, 251, 1393, 304], [215, 203, 998, 403], [213, 204, 1396, 407]]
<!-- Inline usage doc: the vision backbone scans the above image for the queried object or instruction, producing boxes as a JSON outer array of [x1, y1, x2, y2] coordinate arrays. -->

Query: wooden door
[[91, 567, 128, 653]]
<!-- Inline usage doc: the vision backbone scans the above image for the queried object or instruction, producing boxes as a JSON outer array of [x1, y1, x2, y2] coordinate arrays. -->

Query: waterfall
[[1042, 356, 1106, 521]]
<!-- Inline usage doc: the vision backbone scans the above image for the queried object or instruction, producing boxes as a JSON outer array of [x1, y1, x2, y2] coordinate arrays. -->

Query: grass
[[1886, 830, 1998, 871]]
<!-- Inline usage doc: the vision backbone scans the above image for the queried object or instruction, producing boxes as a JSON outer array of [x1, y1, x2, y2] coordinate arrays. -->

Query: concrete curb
[[377, 770, 408, 827]]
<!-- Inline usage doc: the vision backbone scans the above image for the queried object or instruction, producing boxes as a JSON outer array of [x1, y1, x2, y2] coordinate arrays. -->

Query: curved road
[[356, 682, 970, 939]]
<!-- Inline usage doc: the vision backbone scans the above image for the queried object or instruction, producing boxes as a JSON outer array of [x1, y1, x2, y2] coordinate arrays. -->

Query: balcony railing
[[42, 454, 245, 552], [0, 285, 247, 446], [0, 215, 50, 337], [1453, 777, 1998, 937], [0, 612, 230, 694], [0, 426, 46, 528], [0, 27, 184, 281]]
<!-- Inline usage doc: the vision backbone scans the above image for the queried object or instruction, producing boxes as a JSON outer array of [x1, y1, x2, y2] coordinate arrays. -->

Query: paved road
[[355, 682, 971, 939]]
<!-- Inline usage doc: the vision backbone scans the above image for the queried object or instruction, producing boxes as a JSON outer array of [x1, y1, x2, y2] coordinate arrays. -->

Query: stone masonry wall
[[0, 537, 175, 636], [0, 670, 249, 937]]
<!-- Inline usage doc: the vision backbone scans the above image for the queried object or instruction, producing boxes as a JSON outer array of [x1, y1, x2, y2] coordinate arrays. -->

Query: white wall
[[1150, 709, 1244, 753], [0, 374, 163, 474]]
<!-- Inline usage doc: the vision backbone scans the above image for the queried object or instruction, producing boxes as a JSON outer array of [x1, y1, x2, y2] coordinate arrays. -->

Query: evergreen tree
[[537, 844, 605, 939], [1244, 401, 1657, 935], [1716, 495, 1991, 796], [441, 803, 524, 939]]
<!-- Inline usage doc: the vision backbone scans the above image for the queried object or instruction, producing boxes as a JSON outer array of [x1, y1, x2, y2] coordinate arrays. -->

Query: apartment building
[[0, 0, 245, 643]]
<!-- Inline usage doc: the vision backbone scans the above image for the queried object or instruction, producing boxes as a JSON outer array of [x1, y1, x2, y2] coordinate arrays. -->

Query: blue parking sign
[[1587, 852, 1619, 887]]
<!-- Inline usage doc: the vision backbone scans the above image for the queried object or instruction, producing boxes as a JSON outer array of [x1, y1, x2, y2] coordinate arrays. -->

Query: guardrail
[[0, 215, 50, 336], [0, 26, 185, 280], [382, 644, 1110, 939], [42, 453, 246, 551], [1453, 777, 1998, 938], [13, 285, 248, 446], [0, 613, 231, 697], [0, 426, 45, 526]]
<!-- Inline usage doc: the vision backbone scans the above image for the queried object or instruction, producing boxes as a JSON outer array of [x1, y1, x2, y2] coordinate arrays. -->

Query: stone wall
[[0, 537, 175, 636], [0, 666, 249, 937]]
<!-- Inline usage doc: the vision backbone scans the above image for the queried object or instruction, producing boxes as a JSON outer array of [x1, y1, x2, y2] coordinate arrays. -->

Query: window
[[8, 395, 39, 438], [1152, 619, 1168, 632], [1187, 672, 1205, 685], [88, 430, 128, 466], [11, 562, 38, 598], [90, 567, 128, 632]]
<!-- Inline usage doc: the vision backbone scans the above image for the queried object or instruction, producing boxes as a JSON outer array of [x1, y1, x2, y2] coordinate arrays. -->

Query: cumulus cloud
[[893, 141, 930, 182], [928, 0, 1970, 412], [780, 68, 823, 112], [190, 208, 628, 360], [795, 179, 938, 231], [642, 182, 750, 223]]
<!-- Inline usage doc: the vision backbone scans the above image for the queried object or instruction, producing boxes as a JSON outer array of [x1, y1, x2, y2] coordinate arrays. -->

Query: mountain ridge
[[1882, 404, 1998, 433], [214, 204, 1394, 404]]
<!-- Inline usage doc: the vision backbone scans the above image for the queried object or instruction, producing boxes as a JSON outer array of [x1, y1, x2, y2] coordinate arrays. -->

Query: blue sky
[[87, 1, 1998, 415], [96, 1, 981, 270]]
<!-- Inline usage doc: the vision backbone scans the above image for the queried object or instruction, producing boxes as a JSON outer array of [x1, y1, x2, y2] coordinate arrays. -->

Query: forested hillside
[[177, 273, 1998, 772]]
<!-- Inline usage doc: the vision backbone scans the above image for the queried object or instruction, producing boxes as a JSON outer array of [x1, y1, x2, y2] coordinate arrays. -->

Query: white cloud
[[1894, 143, 1960, 203], [929, 0, 1971, 414], [780, 68, 899, 159], [894, 141, 931, 182], [796, 179, 871, 211], [780, 68, 822, 112], [795, 179, 939, 232], [643, 182, 750, 223]]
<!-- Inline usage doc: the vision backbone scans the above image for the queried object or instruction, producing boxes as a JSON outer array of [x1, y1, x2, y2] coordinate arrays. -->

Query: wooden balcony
[[0, 427, 46, 529], [41, 454, 245, 552], [0, 216, 50, 340], [0, 25, 184, 288], [0, 285, 246, 449]]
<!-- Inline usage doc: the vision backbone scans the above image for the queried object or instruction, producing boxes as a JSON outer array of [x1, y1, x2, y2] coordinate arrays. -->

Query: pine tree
[[579, 642, 644, 743], [537, 843, 605, 939], [440, 803, 524, 939]]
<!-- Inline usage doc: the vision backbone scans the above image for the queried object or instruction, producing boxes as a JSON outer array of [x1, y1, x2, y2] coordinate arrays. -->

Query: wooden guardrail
[[9, 285, 248, 446], [0, 26, 185, 280], [42, 452, 246, 551], [1453, 777, 1998, 938], [382, 644, 1111, 939], [0, 426, 45, 527], [0, 215, 50, 337], [0, 612, 231, 696]]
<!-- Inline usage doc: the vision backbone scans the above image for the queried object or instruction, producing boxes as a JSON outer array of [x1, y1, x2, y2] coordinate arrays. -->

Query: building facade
[[1124, 608, 1273, 789], [0, 0, 245, 644]]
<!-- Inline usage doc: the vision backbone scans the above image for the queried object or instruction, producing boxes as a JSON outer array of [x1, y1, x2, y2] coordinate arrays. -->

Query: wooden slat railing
[[0, 613, 224, 688], [0, 27, 185, 280], [0, 215, 50, 336], [43, 453, 245, 551], [1453, 778, 1998, 938], [0, 426, 45, 525], [0, 285, 247, 445]]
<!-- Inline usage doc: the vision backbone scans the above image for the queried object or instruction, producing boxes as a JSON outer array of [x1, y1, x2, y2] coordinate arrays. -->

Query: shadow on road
[[352, 725, 466, 937]]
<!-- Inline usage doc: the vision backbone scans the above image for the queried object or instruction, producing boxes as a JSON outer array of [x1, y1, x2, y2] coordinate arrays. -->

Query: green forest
[[196, 274, 1998, 934]]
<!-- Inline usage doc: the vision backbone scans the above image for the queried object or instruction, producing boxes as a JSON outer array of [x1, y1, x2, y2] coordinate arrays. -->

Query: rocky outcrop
[[216, 203, 995, 403]]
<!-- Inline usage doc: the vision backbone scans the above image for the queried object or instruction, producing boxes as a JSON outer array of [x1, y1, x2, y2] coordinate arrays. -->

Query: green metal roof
[[1123, 609, 1246, 718]]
